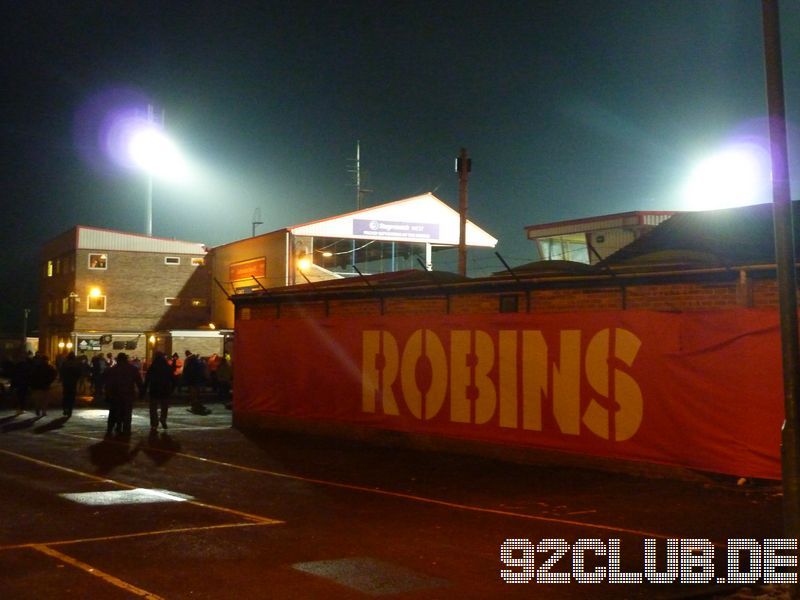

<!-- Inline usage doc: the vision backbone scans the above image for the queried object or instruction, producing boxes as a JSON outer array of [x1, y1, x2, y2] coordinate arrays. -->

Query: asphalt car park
[[0, 397, 786, 599]]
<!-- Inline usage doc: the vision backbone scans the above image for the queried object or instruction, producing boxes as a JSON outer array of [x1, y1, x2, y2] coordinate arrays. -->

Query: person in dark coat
[[90, 353, 107, 400], [104, 353, 144, 436], [182, 350, 208, 414], [11, 351, 33, 414], [59, 352, 83, 417], [144, 351, 174, 431], [30, 354, 57, 417]]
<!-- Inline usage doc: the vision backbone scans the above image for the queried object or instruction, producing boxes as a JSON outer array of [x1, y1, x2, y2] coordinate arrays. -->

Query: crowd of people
[[1, 349, 233, 437]]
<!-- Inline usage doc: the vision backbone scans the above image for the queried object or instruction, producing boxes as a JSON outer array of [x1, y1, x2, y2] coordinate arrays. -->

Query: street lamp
[[126, 105, 186, 237]]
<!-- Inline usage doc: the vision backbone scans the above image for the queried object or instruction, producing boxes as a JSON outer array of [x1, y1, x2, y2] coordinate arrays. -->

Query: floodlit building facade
[[208, 193, 498, 330], [37, 195, 498, 360], [525, 211, 676, 264], [39, 226, 223, 362]]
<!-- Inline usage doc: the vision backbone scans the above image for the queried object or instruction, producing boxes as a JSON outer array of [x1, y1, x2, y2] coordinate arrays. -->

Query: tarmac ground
[[0, 391, 788, 599]]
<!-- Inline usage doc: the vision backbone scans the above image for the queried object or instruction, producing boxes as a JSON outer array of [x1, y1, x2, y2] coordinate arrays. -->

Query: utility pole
[[762, 0, 800, 550], [456, 148, 471, 277]]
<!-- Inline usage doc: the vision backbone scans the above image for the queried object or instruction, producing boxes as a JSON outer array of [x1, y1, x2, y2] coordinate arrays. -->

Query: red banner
[[234, 309, 784, 479]]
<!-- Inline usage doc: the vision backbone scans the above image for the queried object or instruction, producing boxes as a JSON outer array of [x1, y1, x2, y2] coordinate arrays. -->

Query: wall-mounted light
[[297, 256, 312, 271], [208, 322, 216, 330], [89, 287, 102, 298], [148, 335, 156, 345], [66, 342, 73, 350], [58, 341, 65, 350]]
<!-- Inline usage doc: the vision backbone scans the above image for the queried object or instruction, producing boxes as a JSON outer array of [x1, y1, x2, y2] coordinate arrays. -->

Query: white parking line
[[0, 448, 282, 526], [0, 522, 274, 552], [56, 431, 691, 543], [33, 544, 165, 599]]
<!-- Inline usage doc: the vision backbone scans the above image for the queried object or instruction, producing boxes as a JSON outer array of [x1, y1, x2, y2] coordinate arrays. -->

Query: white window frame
[[191, 257, 205, 266], [88, 253, 108, 270], [164, 256, 181, 265], [164, 297, 181, 306], [87, 295, 107, 312]]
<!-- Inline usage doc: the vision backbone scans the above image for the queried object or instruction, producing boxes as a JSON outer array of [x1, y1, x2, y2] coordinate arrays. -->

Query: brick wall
[[75, 249, 210, 331], [238, 272, 785, 321]]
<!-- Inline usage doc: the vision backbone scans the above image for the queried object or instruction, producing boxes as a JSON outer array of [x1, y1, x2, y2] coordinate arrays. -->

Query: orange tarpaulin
[[235, 309, 784, 479]]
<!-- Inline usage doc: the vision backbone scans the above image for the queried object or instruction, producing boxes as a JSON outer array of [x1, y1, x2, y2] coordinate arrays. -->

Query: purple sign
[[353, 219, 439, 240]]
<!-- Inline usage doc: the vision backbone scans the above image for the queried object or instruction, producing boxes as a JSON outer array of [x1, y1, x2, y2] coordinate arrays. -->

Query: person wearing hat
[[104, 352, 144, 436]]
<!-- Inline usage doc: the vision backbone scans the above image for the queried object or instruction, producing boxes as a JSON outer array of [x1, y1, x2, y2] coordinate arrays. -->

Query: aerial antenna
[[347, 140, 372, 210], [252, 207, 263, 237]]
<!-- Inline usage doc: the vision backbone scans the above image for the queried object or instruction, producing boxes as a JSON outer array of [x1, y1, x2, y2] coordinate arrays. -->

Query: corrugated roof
[[75, 226, 207, 255], [525, 211, 676, 236], [493, 260, 599, 277], [600, 202, 792, 267]]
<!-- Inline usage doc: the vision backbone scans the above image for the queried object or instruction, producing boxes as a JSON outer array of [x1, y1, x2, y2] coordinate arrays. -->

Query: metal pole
[[22, 308, 29, 343], [762, 0, 800, 544], [356, 140, 361, 210], [456, 148, 470, 276], [146, 103, 154, 237]]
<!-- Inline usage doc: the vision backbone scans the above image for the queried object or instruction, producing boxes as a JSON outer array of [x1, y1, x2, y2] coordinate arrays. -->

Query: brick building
[[39, 226, 222, 363], [38, 194, 498, 362]]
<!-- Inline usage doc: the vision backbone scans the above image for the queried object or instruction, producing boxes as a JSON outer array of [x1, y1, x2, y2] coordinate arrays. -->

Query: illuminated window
[[165, 256, 180, 265], [62, 297, 70, 314], [538, 234, 590, 264], [164, 297, 181, 306], [47, 261, 53, 277], [87, 295, 106, 312], [191, 298, 207, 307], [191, 257, 205, 266], [89, 253, 108, 270]]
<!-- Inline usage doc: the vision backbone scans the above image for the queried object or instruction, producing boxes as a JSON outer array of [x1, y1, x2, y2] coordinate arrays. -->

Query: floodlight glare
[[682, 145, 769, 211], [128, 126, 187, 181]]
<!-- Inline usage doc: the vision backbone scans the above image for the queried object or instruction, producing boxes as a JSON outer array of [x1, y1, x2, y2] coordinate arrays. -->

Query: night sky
[[2, 1, 799, 334]]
